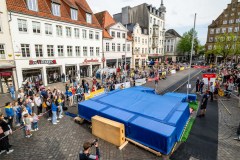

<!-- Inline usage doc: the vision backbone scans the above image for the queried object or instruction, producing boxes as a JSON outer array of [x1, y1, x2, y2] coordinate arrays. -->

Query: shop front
[[80, 65, 90, 78], [46, 67, 61, 84], [22, 68, 43, 85], [0, 68, 15, 94], [106, 59, 117, 68], [65, 65, 77, 81], [92, 64, 101, 77]]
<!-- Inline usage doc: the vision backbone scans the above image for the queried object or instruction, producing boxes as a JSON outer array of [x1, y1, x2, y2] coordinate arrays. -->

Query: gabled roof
[[6, 0, 101, 29], [166, 29, 181, 38], [95, 11, 116, 29]]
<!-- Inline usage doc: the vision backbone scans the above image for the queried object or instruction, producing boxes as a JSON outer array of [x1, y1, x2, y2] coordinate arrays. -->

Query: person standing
[[4, 102, 14, 129], [0, 113, 14, 154], [79, 141, 100, 160], [197, 90, 209, 118], [34, 94, 42, 115], [199, 80, 205, 94], [61, 73, 65, 83], [8, 84, 15, 100], [196, 77, 200, 93], [51, 98, 59, 125], [209, 82, 215, 101]]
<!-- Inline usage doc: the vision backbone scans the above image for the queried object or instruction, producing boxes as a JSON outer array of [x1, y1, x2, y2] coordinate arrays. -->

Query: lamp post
[[187, 13, 197, 98]]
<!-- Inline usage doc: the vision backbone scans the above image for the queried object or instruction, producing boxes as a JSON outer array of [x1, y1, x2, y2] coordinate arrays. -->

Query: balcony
[[152, 24, 159, 38]]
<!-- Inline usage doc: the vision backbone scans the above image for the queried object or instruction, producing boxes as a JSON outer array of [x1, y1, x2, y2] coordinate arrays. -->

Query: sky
[[87, 0, 230, 45]]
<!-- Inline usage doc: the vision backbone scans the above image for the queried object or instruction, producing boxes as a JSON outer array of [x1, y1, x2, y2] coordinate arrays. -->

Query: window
[[95, 32, 99, 40], [82, 29, 87, 39], [127, 44, 130, 52], [208, 45, 212, 50], [223, 20, 227, 24], [222, 28, 226, 33], [47, 45, 54, 57], [145, 39, 147, 45], [117, 32, 120, 38], [235, 27, 239, 32], [58, 45, 64, 56], [228, 27, 233, 33], [56, 25, 62, 36], [117, 44, 120, 52], [134, 37, 137, 42], [27, 0, 38, 11], [145, 48, 147, 54], [216, 28, 220, 34], [150, 17, 152, 23], [66, 27, 71, 37], [67, 46, 72, 56], [0, 14, 2, 32], [18, 19, 27, 32], [75, 46, 81, 56], [32, 21, 40, 34], [35, 45, 43, 57], [71, 9, 78, 20], [96, 47, 100, 56], [232, 8, 236, 11], [123, 44, 126, 52], [229, 19, 234, 24], [236, 19, 240, 23], [45, 24, 52, 35], [142, 48, 144, 54], [86, 13, 92, 24], [83, 47, 87, 56], [111, 31, 115, 37], [138, 37, 140, 43], [142, 39, 144, 44], [209, 37, 213, 42], [224, 14, 228, 17], [52, 3, 60, 16], [74, 28, 79, 38], [21, 44, 30, 57], [0, 44, 5, 59], [150, 28, 152, 34], [210, 29, 214, 34], [112, 43, 115, 51], [106, 43, 109, 52], [231, 13, 234, 16], [90, 47, 94, 56], [89, 31, 93, 39], [122, 33, 126, 39]]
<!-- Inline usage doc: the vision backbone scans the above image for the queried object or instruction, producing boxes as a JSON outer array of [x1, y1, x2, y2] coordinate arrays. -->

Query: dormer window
[[86, 13, 92, 24], [27, 0, 38, 11], [71, 8, 78, 20], [52, 3, 60, 16]]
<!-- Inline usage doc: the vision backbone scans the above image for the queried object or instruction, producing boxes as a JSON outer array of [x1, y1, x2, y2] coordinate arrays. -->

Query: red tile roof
[[6, 0, 101, 29], [95, 11, 116, 29]]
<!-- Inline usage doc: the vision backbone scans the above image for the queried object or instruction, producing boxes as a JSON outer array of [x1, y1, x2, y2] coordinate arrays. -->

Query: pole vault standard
[[187, 13, 197, 99]]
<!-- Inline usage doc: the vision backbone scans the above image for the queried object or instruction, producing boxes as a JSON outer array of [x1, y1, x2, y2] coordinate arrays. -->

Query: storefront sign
[[29, 60, 57, 65], [84, 59, 99, 63]]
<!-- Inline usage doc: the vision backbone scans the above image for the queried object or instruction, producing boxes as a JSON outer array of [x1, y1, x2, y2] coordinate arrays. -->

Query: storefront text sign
[[29, 60, 57, 65], [84, 59, 99, 63]]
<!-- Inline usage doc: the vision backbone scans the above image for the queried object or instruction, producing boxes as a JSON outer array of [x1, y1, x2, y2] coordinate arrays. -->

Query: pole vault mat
[[170, 100, 218, 160]]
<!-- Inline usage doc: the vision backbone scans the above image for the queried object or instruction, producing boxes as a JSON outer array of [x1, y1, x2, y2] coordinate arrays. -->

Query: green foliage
[[177, 28, 199, 55]]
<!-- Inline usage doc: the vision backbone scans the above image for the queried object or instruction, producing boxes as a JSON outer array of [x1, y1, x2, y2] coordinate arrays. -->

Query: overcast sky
[[87, 0, 230, 45]]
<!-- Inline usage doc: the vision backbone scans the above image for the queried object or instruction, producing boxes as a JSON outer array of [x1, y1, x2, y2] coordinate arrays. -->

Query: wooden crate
[[92, 115, 125, 147]]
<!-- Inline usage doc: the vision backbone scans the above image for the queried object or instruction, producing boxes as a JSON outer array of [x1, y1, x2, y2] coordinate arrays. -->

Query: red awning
[[0, 72, 12, 76]]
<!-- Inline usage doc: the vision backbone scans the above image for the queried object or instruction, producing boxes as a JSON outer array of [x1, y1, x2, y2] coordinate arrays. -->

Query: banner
[[115, 82, 131, 89], [85, 88, 105, 100], [135, 78, 146, 86]]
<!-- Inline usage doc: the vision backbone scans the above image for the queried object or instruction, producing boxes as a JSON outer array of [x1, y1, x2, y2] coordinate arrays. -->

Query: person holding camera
[[79, 140, 100, 160]]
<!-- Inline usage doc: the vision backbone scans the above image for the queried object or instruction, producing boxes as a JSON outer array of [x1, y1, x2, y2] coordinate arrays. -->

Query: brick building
[[205, 0, 240, 63]]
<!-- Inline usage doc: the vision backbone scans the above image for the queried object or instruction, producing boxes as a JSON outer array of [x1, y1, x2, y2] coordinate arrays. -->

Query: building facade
[[164, 29, 182, 62], [205, 0, 240, 63], [95, 11, 132, 69], [0, 0, 17, 93], [127, 23, 148, 69], [113, 0, 166, 62], [6, 0, 103, 87]]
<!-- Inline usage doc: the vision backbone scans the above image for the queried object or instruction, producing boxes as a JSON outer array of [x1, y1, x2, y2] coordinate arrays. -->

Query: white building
[[95, 11, 132, 69], [0, 0, 17, 93], [164, 29, 182, 62], [114, 0, 166, 62], [6, 0, 103, 87], [127, 23, 148, 69]]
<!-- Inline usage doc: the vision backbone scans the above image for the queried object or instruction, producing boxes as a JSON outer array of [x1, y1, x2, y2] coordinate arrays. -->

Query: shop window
[[47, 45, 54, 57], [35, 44, 43, 57], [89, 31, 93, 39], [45, 24, 52, 35], [96, 47, 100, 56], [18, 19, 27, 32], [21, 44, 30, 57], [32, 21, 40, 34], [66, 27, 71, 37], [56, 25, 62, 36], [83, 46, 87, 56], [90, 47, 94, 56], [76, 46, 81, 56], [0, 44, 5, 59], [74, 28, 79, 38], [67, 46, 73, 56], [58, 45, 64, 56], [82, 29, 87, 39], [112, 43, 115, 52]]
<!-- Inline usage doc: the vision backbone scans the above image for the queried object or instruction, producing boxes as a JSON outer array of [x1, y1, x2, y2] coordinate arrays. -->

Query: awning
[[0, 72, 12, 76]]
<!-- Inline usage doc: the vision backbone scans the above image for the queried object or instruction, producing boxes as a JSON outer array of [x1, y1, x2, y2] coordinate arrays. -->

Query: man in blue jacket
[[5, 102, 14, 128]]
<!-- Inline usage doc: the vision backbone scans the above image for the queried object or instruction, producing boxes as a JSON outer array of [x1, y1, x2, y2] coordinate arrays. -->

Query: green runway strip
[[189, 101, 199, 111], [181, 118, 195, 142]]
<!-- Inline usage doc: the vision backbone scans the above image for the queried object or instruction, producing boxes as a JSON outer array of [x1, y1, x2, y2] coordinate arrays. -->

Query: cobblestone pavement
[[217, 96, 240, 160]]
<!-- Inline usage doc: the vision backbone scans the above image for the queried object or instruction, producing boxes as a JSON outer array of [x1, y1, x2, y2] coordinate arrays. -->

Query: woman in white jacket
[[34, 94, 42, 115]]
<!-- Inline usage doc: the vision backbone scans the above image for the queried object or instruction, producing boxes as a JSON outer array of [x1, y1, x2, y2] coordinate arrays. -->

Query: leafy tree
[[177, 28, 200, 59]]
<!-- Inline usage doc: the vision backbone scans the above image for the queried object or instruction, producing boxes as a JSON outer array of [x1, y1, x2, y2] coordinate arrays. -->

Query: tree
[[206, 33, 238, 62], [177, 28, 200, 60]]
